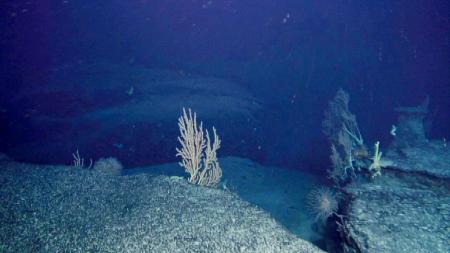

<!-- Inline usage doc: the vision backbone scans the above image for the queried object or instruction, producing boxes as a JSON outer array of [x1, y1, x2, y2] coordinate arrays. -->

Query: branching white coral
[[176, 108, 222, 187], [369, 141, 382, 178], [72, 149, 92, 169]]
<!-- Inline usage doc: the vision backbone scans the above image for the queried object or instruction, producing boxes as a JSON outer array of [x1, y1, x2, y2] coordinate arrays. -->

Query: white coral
[[369, 141, 382, 178], [176, 108, 222, 187]]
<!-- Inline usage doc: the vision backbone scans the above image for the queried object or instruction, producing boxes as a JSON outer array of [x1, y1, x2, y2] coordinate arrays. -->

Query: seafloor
[[1, 139, 448, 253], [0, 154, 324, 253], [340, 140, 450, 253]]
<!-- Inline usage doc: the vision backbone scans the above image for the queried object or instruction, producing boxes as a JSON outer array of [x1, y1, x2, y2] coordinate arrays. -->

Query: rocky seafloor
[[0, 154, 323, 253], [340, 140, 450, 253], [1, 135, 448, 252]]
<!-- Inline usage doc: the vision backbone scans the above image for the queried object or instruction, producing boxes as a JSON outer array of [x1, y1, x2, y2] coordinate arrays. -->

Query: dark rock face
[[394, 112, 429, 148], [392, 98, 430, 148], [6, 62, 263, 166]]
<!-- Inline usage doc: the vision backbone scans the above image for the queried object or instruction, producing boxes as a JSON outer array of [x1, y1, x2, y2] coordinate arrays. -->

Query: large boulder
[[0, 159, 324, 253]]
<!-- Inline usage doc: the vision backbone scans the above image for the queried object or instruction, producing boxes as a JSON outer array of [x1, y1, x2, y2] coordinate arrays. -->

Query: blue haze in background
[[0, 0, 448, 173]]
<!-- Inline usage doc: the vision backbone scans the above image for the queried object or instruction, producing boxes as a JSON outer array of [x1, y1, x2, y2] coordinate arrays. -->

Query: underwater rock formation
[[0, 155, 323, 253], [385, 140, 450, 178], [7, 62, 262, 166], [339, 100, 450, 253], [322, 89, 369, 185], [392, 97, 430, 148], [125, 156, 326, 244], [342, 165, 449, 253]]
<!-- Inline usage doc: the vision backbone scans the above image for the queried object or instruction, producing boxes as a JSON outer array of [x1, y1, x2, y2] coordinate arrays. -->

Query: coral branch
[[176, 108, 222, 187]]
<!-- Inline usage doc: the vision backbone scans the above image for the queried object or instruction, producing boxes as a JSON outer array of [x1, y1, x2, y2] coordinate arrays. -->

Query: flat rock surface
[[343, 168, 450, 253], [0, 158, 323, 253], [385, 140, 450, 178]]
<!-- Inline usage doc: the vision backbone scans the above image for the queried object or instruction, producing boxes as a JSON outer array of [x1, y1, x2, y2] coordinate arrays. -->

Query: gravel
[[0, 159, 323, 253]]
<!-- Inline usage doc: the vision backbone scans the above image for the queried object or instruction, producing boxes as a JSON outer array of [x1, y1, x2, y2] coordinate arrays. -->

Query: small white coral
[[176, 108, 222, 187], [72, 149, 92, 169], [93, 157, 123, 176], [369, 141, 382, 178]]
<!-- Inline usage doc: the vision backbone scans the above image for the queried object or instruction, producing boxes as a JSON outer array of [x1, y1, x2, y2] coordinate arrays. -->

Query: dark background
[[1, 0, 448, 172]]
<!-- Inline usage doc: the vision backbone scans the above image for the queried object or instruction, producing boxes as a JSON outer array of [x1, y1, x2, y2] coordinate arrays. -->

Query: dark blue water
[[1, 1, 449, 252], [1, 1, 448, 171]]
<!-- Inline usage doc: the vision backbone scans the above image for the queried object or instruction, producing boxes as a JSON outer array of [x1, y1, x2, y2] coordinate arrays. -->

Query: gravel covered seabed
[[0, 157, 323, 253]]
